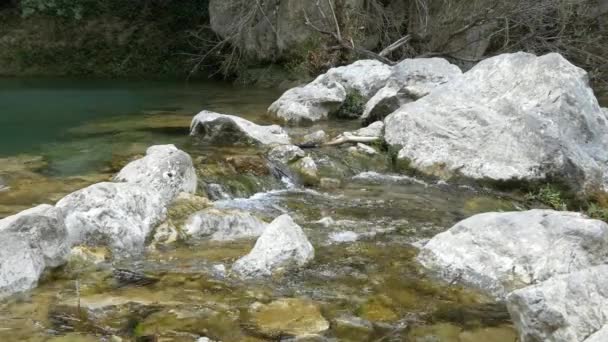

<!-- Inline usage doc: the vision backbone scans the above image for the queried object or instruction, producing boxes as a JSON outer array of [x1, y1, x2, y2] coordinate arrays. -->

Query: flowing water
[[0, 78, 605, 341]]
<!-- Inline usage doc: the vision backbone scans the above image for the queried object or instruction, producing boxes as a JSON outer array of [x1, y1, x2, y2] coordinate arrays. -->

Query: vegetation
[[526, 184, 568, 211]]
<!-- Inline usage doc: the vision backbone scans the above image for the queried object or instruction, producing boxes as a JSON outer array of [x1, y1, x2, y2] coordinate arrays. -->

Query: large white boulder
[[56, 182, 167, 256], [232, 214, 314, 277], [190, 111, 290, 146], [269, 60, 392, 124], [114, 145, 197, 204], [362, 58, 462, 123], [0, 233, 45, 299], [184, 208, 267, 241], [417, 210, 608, 298], [385, 52, 608, 192], [0, 204, 69, 267], [507, 265, 608, 342]]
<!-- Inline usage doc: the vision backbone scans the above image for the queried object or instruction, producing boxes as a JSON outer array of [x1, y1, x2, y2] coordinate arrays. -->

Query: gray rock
[[232, 214, 314, 277], [351, 121, 384, 138], [354, 143, 377, 155], [507, 265, 608, 342], [362, 58, 461, 123], [56, 182, 167, 256], [269, 60, 392, 124], [0, 204, 69, 267], [586, 326, 608, 342], [267, 145, 306, 165], [301, 130, 327, 146], [385, 52, 608, 192], [114, 145, 197, 204], [0, 233, 45, 299], [191, 110, 290, 146], [268, 81, 346, 124], [418, 210, 608, 298], [184, 208, 267, 241]]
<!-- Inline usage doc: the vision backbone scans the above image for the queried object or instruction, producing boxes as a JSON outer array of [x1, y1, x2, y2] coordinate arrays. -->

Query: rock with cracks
[[0, 233, 45, 299], [232, 214, 314, 278], [184, 208, 267, 241], [417, 209, 608, 298], [385, 52, 608, 192]]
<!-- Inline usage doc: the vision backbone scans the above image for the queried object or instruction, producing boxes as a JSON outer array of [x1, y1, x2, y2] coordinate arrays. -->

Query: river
[[0, 78, 605, 341]]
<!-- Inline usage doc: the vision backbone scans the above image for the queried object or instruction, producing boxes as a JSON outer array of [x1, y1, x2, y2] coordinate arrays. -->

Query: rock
[[267, 145, 306, 165], [385, 53, 608, 192], [232, 214, 314, 277], [246, 298, 329, 338], [293, 156, 319, 186], [0, 233, 45, 298], [269, 60, 392, 124], [362, 58, 461, 123], [333, 316, 374, 341], [184, 208, 267, 241], [319, 178, 341, 190], [355, 143, 377, 155], [268, 81, 347, 124], [0, 204, 69, 267], [507, 265, 608, 342], [351, 121, 385, 138], [190, 110, 290, 146], [587, 326, 608, 342], [301, 130, 327, 146], [205, 183, 231, 200], [329, 231, 359, 243], [56, 182, 167, 256], [114, 145, 197, 204], [418, 209, 608, 298]]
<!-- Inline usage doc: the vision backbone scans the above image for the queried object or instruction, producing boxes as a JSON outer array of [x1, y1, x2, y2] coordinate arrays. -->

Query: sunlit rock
[[184, 208, 267, 241], [0, 233, 45, 298], [418, 209, 608, 298], [385, 52, 608, 192], [232, 214, 314, 277], [114, 144, 197, 204]]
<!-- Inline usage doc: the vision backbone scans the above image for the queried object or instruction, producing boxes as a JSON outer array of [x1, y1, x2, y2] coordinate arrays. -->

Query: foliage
[[526, 184, 568, 210], [586, 203, 608, 222], [334, 90, 366, 119]]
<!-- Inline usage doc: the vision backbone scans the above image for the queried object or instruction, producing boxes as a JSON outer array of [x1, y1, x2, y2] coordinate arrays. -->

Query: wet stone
[[245, 298, 329, 338]]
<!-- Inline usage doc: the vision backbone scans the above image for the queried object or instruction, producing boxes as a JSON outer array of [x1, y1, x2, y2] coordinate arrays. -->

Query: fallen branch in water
[[324, 133, 380, 146]]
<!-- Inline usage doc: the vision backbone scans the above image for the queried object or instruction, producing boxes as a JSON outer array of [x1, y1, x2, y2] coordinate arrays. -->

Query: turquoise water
[[0, 78, 280, 155]]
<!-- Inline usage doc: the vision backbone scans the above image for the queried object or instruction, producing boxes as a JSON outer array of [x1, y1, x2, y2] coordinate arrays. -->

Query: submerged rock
[[507, 265, 608, 342], [0, 204, 69, 267], [362, 58, 461, 123], [267, 145, 306, 165], [114, 145, 197, 204], [269, 60, 392, 124], [385, 52, 608, 192], [232, 214, 314, 278], [56, 182, 167, 256], [301, 130, 327, 146], [0, 233, 45, 298], [191, 110, 290, 146], [418, 210, 608, 298], [246, 298, 329, 338], [184, 208, 267, 241], [292, 156, 319, 186]]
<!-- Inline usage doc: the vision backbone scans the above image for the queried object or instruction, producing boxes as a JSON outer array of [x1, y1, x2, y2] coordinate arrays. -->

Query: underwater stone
[[232, 214, 314, 278], [246, 298, 329, 338]]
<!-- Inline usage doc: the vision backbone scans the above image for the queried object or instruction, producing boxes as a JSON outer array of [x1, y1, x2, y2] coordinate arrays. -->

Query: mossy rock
[[357, 295, 398, 323], [334, 90, 366, 119], [244, 298, 329, 338]]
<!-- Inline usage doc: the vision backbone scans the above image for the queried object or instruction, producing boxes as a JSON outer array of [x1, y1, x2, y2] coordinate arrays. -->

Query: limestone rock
[[418, 210, 608, 298], [184, 208, 267, 241], [385, 52, 608, 192], [191, 110, 290, 146], [232, 215, 314, 277], [0, 233, 45, 298], [114, 145, 197, 204], [267, 145, 306, 165]]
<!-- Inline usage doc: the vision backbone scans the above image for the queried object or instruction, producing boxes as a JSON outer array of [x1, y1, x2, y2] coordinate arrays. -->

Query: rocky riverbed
[[0, 52, 607, 342]]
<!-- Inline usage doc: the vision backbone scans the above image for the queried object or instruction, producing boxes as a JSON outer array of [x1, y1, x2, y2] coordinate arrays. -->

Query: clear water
[[0, 77, 605, 341]]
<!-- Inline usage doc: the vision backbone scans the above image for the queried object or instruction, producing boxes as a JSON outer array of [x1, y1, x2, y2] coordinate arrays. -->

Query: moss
[[334, 90, 366, 119], [525, 184, 567, 210]]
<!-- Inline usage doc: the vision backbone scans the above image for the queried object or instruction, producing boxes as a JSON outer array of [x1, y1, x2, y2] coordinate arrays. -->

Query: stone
[[184, 208, 267, 241], [232, 214, 314, 277], [56, 182, 167, 257], [267, 145, 306, 165], [418, 209, 608, 298], [586, 326, 608, 342], [293, 156, 319, 186], [507, 265, 608, 342], [385, 52, 608, 192], [301, 130, 327, 146], [0, 204, 69, 267], [114, 145, 197, 204], [362, 58, 461, 123], [355, 143, 377, 155], [351, 121, 385, 138], [190, 110, 290, 146], [269, 60, 392, 124], [329, 231, 359, 243], [0, 233, 45, 298], [246, 298, 329, 338]]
